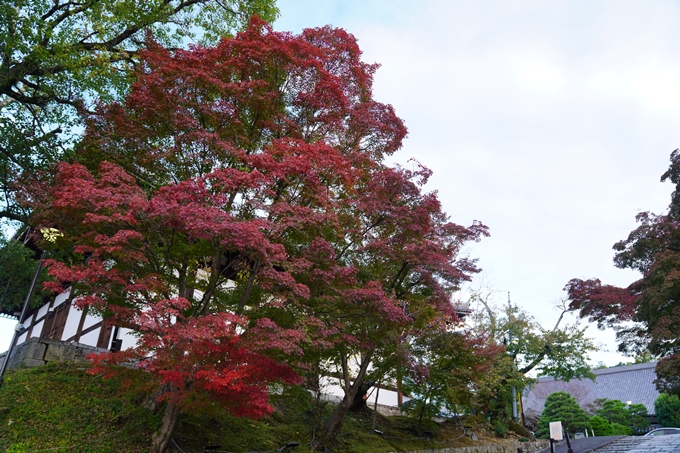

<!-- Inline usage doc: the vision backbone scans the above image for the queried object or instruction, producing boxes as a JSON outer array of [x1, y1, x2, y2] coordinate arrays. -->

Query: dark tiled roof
[[522, 361, 660, 416]]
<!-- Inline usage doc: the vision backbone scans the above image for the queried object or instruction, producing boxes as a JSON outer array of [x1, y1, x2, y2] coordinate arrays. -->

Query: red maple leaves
[[21, 16, 488, 448]]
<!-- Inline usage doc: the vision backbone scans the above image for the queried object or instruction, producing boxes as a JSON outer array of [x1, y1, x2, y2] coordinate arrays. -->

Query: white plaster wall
[[318, 376, 408, 408], [79, 329, 100, 346], [23, 314, 32, 326], [17, 314, 33, 344], [30, 320, 44, 338], [36, 304, 48, 321], [61, 305, 82, 341], [82, 313, 99, 330], [53, 290, 70, 308], [367, 387, 406, 407], [119, 328, 137, 350], [100, 326, 136, 350]]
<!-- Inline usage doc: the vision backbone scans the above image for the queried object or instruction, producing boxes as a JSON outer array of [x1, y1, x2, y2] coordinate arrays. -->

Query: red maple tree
[[22, 17, 488, 452], [566, 150, 680, 395]]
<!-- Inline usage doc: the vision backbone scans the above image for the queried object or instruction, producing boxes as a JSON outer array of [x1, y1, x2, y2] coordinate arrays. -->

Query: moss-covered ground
[[0, 363, 524, 453]]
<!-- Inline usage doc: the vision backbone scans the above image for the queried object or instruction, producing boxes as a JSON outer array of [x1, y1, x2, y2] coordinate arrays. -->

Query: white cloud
[[274, 0, 680, 366], [513, 57, 568, 95]]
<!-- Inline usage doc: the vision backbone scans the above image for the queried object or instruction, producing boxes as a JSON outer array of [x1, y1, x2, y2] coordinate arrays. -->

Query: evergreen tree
[[628, 403, 651, 433], [595, 399, 631, 426], [537, 391, 590, 438]]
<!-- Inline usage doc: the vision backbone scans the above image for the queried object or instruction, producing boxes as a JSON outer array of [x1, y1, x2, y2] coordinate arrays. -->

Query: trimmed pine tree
[[537, 392, 590, 438]]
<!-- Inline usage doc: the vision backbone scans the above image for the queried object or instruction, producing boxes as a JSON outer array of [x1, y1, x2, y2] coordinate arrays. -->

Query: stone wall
[[0, 337, 106, 370], [384, 440, 548, 453]]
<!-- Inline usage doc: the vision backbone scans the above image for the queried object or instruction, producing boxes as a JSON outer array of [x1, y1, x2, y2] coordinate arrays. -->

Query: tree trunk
[[310, 351, 374, 451], [311, 390, 356, 452], [151, 402, 181, 453], [372, 379, 381, 431], [396, 366, 404, 407], [349, 380, 374, 412]]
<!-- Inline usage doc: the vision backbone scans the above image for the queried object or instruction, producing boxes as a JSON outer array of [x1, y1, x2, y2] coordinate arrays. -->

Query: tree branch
[[518, 344, 551, 375]]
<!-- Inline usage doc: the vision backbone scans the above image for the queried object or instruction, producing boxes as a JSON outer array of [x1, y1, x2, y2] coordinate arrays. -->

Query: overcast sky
[[2, 0, 679, 367], [274, 0, 678, 366]]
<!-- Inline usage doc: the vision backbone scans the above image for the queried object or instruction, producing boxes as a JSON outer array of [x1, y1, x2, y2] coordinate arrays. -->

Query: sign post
[[549, 421, 563, 441], [549, 421, 563, 453]]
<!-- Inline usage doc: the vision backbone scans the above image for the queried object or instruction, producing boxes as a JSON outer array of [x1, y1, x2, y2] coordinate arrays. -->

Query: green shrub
[[610, 423, 633, 435], [589, 415, 613, 436], [655, 393, 680, 427], [494, 418, 509, 437]]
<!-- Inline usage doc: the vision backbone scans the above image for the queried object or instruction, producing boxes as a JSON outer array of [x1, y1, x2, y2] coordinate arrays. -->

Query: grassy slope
[[0, 364, 157, 453], [0, 364, 515, 453]]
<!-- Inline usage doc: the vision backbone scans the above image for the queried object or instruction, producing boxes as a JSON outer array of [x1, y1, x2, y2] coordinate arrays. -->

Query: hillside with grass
[[0, 364, 537, 453]]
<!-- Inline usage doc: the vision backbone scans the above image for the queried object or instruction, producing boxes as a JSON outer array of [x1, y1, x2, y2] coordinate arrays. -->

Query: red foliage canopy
[[564, 278, 638, 328], [20, 17, 488, 448]]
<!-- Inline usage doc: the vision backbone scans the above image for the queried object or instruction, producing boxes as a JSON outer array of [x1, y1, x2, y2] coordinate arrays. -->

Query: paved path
[[536, 434, 680, 453], [591, 434, 680, 453], [535, 436, 623, 453]]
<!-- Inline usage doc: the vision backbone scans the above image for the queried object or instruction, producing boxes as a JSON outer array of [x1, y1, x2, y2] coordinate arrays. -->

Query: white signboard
[[549, 421, 563, 440]]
